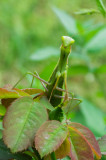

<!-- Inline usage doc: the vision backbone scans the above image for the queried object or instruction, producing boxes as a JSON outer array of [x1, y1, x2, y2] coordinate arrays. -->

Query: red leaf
[[70, 123, 101, 159], [69, 127, 94, 160]]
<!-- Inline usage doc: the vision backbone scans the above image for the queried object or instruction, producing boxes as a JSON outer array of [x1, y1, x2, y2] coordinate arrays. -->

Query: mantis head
[[61, 36, 75, 48]]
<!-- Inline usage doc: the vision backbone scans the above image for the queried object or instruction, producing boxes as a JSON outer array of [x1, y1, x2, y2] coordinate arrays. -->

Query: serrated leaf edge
[[69, 126, 101, 159], [35, 120, 68, 158], [3, 96, 34, 153]]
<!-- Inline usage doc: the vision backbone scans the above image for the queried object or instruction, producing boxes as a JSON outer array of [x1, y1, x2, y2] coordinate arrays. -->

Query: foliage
[[0, 36, 104, 160], [74, 0, 106, 16], [96, 0, 106, 16], [30, 5, 106, 138], [0, 1, 106, 159], [98, 135, 106, 155], [0, 139, 32, 160]]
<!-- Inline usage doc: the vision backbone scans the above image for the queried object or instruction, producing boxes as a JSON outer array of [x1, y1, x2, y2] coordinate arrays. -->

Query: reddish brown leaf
[[21, 88, 43, 95], [70, 123, 101, 159], [0, 88, 20, 99], [69, 127, 94, 160], [1, 98, 16, 108], [0, 88, 29, 99], [13, 88, 30, 96], [0, 88, 30, 108], [3, 96, 48, 153], [55, 138, 71, 159]]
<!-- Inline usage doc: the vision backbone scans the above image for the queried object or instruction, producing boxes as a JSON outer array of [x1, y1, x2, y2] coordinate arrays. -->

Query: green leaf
[[52, 6, 78, 35], [94, 65, 106, 74], [80, 99, 105, 136], [84, 23, 104, 42], [30, 47, 59, 61], [35, 120, 68, 158], [96, 0, 106, 17], [61, 157, 71, 160], [68, 126, 94, 160], [70, 52, 90, 62], [62, 98, 82, 116], [49, 107, 63, 121], [40, 61, 57, 81], [98, 135, 106, 155], [0, 130, 2, 139], [0, 104, 6, 116], [0, 139, 32, 160], [85, 28, 106, 52], [3, 96, 48, 153], [69, 123, 101, 159], [40, 97, 54, 111], [44, 138, 71, 160], [68, 65, 89, 75], [0, 121, 3, 130], [75, 9, 100, 15]]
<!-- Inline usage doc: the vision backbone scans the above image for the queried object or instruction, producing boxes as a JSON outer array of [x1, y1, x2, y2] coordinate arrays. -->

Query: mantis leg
[[12, 72, 50, 89], [53, 95, 79, 101], [12, 71, 67, 91], [33, 71, 48, 91], [30, 76, 34, 88], [63, 70, 69, 101], [49, 74, 60, 102]]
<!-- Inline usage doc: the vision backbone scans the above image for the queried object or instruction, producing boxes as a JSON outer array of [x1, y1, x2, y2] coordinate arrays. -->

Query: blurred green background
[[0, 0, 106, 138]]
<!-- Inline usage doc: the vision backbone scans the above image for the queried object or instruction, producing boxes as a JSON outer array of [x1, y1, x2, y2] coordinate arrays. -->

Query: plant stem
[[50, 152, 57, 160]]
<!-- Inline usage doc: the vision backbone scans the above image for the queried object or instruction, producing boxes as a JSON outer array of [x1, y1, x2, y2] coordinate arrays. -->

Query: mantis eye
[[61, 36, 75, 47]]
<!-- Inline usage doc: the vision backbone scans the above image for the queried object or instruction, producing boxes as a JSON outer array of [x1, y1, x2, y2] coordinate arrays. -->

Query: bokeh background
[[0, 0, 106, 138]]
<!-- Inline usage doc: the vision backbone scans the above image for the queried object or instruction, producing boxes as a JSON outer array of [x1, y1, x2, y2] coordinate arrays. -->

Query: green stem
[[50, 152, 57, 160]]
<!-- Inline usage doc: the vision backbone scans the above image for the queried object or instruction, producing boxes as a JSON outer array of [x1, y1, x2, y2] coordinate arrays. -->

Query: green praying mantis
[[13, 36, 81, 112], [46, 36, 75, 107]]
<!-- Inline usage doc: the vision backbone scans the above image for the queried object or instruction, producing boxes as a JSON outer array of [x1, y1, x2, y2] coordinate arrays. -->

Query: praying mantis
[[46, 36, 75, 107], [13, 36, 80, 111]]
